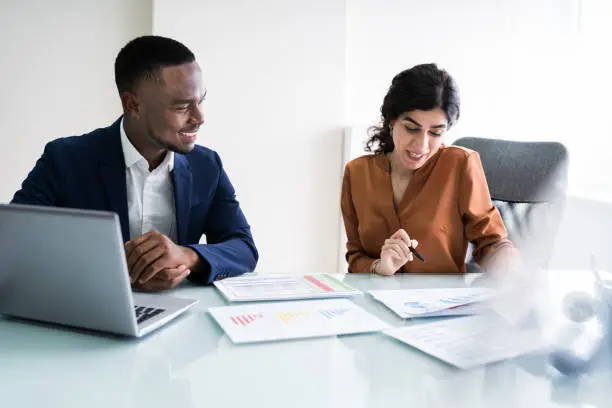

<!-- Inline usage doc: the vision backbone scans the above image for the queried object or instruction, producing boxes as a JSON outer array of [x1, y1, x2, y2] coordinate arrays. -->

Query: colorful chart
[[370, 288, 495, 319], [276, 311, 308, 324], [213, 274, 362, 302], [319, 308, 350, 319], [208, 299, 390, 344], [229, 313, 263, 326]]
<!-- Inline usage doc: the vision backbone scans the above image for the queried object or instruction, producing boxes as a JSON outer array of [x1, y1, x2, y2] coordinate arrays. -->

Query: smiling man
[[12, 36, 258, 290]]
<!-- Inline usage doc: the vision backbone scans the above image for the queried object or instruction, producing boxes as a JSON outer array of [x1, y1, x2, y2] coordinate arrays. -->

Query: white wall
[[0, 0, 153, 202], [153, 0, 347, 274], [347, 0, 578, 159], [345, 0, 612, 196]]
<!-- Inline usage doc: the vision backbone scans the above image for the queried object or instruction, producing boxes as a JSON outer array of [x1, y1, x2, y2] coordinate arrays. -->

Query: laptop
[[0, 203, 198, 337]]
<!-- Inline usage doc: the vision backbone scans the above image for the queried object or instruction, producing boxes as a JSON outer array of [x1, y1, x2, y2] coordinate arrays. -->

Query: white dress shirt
[[120, 119, 178, 243]]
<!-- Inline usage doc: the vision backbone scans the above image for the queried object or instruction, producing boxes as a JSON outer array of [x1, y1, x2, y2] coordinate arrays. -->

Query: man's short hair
[[114, 35, 195, 94]]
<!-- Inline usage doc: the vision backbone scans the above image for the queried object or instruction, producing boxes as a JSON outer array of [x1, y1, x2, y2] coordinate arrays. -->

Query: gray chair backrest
[[452, 137, 569, 269]]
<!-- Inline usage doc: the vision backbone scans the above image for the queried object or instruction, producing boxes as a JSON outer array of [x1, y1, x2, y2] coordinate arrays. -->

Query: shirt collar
[[119, 117, 174, 171]]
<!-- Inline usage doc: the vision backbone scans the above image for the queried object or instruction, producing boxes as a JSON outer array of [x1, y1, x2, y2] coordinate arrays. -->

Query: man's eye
[[175, 106, 189, 111], [430, 131, 443, 137]]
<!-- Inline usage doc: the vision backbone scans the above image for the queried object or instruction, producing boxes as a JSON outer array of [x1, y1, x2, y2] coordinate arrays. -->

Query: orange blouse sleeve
[[340, 165, 377, 273], [459, 152, 518, 269]]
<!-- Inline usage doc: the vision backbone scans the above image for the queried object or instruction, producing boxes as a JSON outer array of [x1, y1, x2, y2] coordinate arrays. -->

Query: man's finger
[[131, 247, 166, 283], [127, 238, 160, 270], [168, 268, 191, 287], [138, 257, 173, 284], [137, 269, 190, 291], [125, 230, 158, 258], [156, 264, 187, 281]]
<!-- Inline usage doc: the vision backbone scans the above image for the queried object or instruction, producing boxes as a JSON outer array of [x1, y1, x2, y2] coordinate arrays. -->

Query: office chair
[[452, 137, 569, 271]]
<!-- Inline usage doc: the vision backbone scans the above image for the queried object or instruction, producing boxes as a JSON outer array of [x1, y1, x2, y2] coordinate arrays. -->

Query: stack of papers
[[209, 298, 389, 344], [385, 314, 545, 369], [214, 274, 362, 302], [369, 288, 496, 319]]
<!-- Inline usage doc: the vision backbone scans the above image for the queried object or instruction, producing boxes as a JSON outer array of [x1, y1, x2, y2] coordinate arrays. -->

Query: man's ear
[[121, 92, 140, 118]]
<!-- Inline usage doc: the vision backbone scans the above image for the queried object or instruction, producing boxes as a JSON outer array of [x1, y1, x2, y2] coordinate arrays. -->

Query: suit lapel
[[99, 118, 130, 242], [172, 154, 192, 245]]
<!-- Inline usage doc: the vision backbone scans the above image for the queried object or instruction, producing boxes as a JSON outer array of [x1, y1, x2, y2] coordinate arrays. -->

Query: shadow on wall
[[337, 126, 372, 273], [311, 127, 344, 274]]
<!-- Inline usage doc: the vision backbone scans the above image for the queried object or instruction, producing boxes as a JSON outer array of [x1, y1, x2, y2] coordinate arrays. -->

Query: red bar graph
[[230, 313, 263, 326]]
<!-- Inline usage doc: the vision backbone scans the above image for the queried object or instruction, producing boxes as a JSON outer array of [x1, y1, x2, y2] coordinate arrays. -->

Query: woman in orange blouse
[[341, 63, 518, 275]]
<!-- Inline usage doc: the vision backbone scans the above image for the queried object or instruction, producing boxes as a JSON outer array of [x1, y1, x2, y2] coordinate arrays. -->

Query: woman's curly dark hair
[[365, 63, 460, 154]]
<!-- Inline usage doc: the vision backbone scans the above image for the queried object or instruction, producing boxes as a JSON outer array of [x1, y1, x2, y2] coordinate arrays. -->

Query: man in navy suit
[[11, 36, 258, 291]]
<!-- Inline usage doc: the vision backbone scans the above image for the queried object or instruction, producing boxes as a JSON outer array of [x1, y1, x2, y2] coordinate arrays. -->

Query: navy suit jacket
[[11, 118, 258, 284]]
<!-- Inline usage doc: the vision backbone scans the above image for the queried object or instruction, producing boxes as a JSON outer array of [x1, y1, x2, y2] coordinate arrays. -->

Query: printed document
[[209, 298, 389, 344], [385, 314, 545, 369], [214, 274, 362, 302], [369, 288, 496, 318]]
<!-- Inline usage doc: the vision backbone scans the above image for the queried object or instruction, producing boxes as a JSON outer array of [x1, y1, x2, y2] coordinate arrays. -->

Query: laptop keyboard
[[134, 306, 165, 324]]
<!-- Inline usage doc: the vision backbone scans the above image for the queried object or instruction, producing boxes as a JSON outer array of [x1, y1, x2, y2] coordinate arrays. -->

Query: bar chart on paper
[[229, 313, 263, 326], [209, 299, 389, 344], [213, 274, 362, 302], [369, 288, 496, 319]]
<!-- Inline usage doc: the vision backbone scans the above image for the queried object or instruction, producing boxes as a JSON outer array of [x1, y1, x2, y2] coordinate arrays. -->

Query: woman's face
[[390, 108, 448, 171]]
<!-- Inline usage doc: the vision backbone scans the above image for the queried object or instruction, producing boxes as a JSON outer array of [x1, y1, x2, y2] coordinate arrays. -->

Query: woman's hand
[[376, 229, 418, 276]]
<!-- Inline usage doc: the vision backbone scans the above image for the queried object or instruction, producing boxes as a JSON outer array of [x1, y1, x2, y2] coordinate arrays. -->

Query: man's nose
[[190, 104, 204, 126]]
